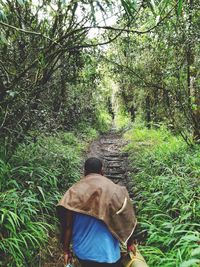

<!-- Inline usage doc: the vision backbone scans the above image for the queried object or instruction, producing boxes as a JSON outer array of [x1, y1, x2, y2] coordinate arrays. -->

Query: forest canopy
[[1, 0, 199, 150]]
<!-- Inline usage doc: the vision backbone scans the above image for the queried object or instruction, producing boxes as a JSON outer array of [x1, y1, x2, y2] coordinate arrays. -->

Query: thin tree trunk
[[145, 94, 151, 129], [186, 0, 200, 143], [187, 0, 194, 105]]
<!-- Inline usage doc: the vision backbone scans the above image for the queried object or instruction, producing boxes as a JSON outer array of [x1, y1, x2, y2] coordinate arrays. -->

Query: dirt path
[[88, 128, 133, 191], [42, 128, 133, 267]]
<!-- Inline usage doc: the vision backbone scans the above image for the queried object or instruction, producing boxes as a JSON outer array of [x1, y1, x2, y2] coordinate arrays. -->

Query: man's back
[[57, 157, 136, 267], [58, 173, 136, 243], [72, 212, 120, 263]]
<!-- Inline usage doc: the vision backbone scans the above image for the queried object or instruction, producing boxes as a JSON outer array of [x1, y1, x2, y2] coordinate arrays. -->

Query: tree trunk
[[192, 77, 200, 143], [187, 0, 193, 106], [186, 0, 200, 143], [145, 94, 151, 129]]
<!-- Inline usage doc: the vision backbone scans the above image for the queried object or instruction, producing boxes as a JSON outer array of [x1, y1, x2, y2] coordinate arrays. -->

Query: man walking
[[57, 157, 137, 267]]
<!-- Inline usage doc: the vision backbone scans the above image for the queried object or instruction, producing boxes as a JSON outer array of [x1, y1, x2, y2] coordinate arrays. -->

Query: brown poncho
[[57, 173, 137, 244]]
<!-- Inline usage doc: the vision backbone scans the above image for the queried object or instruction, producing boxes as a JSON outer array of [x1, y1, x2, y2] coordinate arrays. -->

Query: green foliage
[[115, 111, 132, 131], [0, 189, 51, 267], [10, 132, 83, 189], [177, 0, 183, 16], [0, 131, 86, 266], [0, 1, 113, 146], [108, 0, 200, 142], [95, 110, 112, 133], [125, 126, 200, 266], [121, 0, 137, 17], [72, 123, 99, 142], [0, 0, 200, 265]]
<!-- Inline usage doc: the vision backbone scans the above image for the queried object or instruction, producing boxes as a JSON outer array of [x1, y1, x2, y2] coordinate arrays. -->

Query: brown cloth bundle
[[57, 173, 137, 244]]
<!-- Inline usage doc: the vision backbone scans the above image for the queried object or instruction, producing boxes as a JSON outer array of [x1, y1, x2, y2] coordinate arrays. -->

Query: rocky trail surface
[[42, 128, 134, 267], [88, 128, 133, 193]]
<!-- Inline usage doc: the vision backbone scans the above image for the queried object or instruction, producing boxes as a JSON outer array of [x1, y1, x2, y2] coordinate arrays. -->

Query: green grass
[[124, 126, 200, 267], [0, 128, 97, 266]]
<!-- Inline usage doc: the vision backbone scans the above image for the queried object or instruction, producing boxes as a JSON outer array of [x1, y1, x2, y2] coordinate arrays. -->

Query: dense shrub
[[125, 126, 200, 267], [0, 130, 96, 266]]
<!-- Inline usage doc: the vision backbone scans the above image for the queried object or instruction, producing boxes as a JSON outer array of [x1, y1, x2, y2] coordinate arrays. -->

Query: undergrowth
[[0, 128, 98, 266], [115, 111, 132, 131], [124, 126, 200, 267]]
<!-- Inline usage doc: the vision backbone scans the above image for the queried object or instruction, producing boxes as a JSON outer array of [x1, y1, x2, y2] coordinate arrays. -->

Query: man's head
[[84, 157, 103, 176]]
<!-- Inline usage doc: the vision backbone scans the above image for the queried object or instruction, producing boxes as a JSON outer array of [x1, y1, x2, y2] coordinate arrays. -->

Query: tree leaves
[[0, 10, 7, 22], [177, 0, 183, 16], [16, 0, 26, 6], [121, 0, 137, 17], [0, 32, 7, 45]]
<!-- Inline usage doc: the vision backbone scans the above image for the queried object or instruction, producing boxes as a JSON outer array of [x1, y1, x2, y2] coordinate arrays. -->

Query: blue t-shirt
[[72, 212, 120, 263]]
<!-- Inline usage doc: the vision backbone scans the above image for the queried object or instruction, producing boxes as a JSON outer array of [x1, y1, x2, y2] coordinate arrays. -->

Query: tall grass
[[125, 126, 200, 267], [0, 130, 96, 266]]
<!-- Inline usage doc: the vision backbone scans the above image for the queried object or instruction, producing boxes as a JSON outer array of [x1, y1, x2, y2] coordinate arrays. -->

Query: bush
[[73, 122, 99, 141], [125, 126, 200, 267], [0, 131, 86, 266], [115, 111, 132, 131]]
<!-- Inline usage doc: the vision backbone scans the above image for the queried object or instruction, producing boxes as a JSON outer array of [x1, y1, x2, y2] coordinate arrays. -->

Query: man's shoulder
[[72, 174, 127, 195], [71, 173, 112, 187]]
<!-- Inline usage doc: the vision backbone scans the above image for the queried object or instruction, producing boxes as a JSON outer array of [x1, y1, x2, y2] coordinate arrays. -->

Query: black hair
[[84, 157, 102, 175]]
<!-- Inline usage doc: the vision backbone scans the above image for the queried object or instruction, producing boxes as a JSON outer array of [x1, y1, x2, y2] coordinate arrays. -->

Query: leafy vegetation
[[125, 126, 200, 267], [0, 129, 97, 266], [107, 1, 200, 144], [1, 0, 192, 147]]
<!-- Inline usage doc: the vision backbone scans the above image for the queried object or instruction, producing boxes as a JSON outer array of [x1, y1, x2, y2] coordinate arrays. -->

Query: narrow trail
[[42, 128, 134, 267], [88, 128, 134, 194]]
